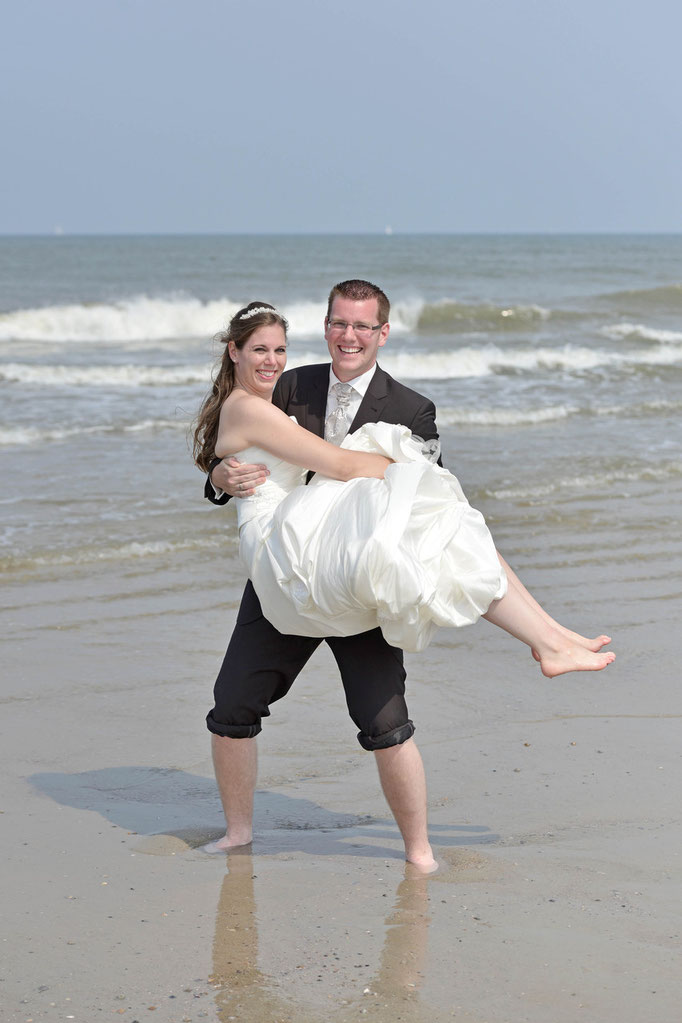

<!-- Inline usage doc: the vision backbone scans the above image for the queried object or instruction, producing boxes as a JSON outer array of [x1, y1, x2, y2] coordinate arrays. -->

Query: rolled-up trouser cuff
[[358, 719, 415, 751], [206, 711, 262, 739]]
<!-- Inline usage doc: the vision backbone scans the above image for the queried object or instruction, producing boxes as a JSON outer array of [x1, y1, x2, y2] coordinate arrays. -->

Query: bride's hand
[[212, 457, 270, 498]]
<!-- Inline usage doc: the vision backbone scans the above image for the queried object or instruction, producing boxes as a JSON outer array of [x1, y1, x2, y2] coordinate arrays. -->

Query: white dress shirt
[[325, 364, 376, 427]]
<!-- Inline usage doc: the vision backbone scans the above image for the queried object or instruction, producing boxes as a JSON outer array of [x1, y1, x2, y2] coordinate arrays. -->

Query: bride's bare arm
[[217, 394, 390, 481]]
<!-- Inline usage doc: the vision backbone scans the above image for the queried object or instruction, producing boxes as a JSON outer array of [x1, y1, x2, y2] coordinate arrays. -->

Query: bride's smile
[[229, 325, 287, 399]]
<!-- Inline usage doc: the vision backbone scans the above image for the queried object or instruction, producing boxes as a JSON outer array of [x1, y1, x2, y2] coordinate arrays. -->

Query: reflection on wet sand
[[210, 854, 441, 1022], [362, 872, 430, 1015], [211, 852, 305, 1022]]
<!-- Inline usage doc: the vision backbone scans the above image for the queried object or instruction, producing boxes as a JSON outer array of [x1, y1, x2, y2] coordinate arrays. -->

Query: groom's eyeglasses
[[326, 320, 384, 339]]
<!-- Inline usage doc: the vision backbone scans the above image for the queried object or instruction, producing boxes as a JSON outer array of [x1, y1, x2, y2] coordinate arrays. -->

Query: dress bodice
[[234, 444, 307, 527]]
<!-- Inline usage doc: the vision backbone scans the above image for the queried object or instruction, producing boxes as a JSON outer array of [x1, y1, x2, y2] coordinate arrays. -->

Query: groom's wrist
[[208, 457, 224, 497]]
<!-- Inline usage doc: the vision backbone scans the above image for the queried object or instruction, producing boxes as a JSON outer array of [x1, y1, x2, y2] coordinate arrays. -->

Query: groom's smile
[[325, 296, 390, 382]]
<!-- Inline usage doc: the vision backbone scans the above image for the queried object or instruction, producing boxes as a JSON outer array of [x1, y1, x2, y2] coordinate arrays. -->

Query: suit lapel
[[278, 363, 329, 437], [302, 365, 329, 437], [349, 365, 390, 433]]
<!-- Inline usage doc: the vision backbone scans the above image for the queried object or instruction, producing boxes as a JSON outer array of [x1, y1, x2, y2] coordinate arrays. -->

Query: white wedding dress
[[235, 422, 507, 653]]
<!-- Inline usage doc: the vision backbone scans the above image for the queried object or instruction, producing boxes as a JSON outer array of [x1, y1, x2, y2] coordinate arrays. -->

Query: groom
[[205, 279, 439, 870]]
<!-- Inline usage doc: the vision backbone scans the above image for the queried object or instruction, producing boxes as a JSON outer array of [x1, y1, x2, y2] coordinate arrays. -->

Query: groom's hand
[[211, 457, 270, 498]]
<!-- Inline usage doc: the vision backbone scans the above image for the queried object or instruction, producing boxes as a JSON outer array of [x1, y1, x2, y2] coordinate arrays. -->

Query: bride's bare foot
[[532, 632, 611, 662], [538, 646, 615, 678], [564, 630, 611, 651], [200, 832, 253, 854]]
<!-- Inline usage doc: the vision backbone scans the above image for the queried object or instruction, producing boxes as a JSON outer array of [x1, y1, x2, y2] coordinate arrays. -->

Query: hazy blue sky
[[3, 0, 681, 234]]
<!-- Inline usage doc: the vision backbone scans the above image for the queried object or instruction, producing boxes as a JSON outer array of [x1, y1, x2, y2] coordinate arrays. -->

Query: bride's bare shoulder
[[218, 392, 290, 455], [221, 392, 284, 423]]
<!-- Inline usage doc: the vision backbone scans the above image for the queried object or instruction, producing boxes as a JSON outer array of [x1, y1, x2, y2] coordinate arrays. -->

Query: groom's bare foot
[[406, 855, 439, 874], [405, 845, 439, 874], [200, 831, 253, 854], [539, 646, 615, 678], [405, 856, 439, 876]]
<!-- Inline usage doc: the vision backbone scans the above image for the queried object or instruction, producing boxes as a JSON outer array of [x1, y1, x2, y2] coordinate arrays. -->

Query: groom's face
[[325, 296, 389, 382]]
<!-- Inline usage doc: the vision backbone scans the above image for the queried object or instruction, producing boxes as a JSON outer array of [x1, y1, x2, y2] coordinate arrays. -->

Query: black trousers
[[206, 581, 415, 751]]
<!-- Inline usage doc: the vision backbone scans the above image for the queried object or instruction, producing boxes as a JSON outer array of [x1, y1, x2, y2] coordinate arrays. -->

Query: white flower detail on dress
[[411, 435, 441, 463]]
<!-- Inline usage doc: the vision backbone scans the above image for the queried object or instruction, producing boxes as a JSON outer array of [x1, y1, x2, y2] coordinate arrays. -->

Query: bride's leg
[[496, 552, 611, 655], [483, 577, 615, 678]]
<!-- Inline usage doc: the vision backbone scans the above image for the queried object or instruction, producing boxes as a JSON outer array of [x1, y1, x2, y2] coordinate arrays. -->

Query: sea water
[[1, 234, 680, 696]]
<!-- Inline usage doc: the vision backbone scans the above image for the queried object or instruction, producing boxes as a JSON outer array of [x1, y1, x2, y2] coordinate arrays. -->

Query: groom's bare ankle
[[406, 847, 439, 873], [201, 830, 253, 853]]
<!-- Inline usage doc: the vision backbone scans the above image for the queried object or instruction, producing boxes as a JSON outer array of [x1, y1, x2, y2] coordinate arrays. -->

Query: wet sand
[[2, 553, 680, 1023]]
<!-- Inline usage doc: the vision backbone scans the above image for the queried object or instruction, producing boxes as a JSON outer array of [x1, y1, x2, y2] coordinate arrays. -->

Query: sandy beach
[[2, 546, 680, 1023], [2, 233, 681, 1021]]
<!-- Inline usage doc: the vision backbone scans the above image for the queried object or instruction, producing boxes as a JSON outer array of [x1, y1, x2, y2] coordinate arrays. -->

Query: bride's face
[[230, 325, 287, 397]]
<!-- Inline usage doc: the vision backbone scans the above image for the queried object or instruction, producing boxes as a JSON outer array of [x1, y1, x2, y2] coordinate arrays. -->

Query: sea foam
[[0, 535, 229, 572], [488, 459, 682, 501], [2, 339, 680, 389], [600, 322, 682, 344], [0, 296, 332, 343], [0, 294, 557, 343], [438, 397, 682, 428], [437, 405, 579, 426], [0, 362, 211, 386], [0, 295, 247, 342], [0, 419, 186, 446], [379, 342, 682, 379]]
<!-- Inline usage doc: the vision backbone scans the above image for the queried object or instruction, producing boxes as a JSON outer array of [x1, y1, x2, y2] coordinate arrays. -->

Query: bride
[[193, 303, 614, 677]]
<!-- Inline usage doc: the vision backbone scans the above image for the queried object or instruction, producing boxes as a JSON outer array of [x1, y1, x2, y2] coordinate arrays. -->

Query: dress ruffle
[[238, 423, 507, 653]]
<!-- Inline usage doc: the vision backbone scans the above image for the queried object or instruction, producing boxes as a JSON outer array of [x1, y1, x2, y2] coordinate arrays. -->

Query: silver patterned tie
[[324, 382, 353, 444]]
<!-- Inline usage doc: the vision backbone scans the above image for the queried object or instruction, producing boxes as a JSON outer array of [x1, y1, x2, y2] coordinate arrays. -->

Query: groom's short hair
[[327, 279, 390, 325]]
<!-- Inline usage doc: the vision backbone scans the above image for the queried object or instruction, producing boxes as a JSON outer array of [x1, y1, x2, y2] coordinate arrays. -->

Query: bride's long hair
[[192, 302, 289, 471]]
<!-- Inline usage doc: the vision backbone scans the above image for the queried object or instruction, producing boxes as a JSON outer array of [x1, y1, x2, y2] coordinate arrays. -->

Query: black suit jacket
[[204, 362, 439, 505]]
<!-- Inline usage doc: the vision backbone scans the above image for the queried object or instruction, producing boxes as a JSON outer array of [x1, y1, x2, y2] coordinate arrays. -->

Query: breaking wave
[[0, 354, 321, 387], [2, 339, 681, 389], [0, 296, 336, 343], [397, 299, 552, 333], [437, 397, 682, 427], [0, 419, 186, 446], [0, 362, 211, 386], [600, 322, 682, 344], [488, 459, 682, 501], [599, 283, 682, 310], [381, 342, 682, 379], [437, 405, 579, 426], [2, 281, 680, 346], [0, 293, 560, 343], [0, 535, 231, 573], [0, 295, 244, 343], [4, 397, 677, 445]]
